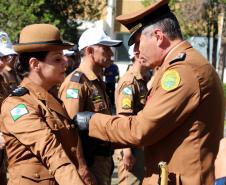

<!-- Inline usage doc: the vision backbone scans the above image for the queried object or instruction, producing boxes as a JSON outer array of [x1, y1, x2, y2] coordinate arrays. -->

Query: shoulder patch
[[122, 97, 132, 109], [10, 87, 28, 96], [169, 52, 186, 65], [161, 70, 180, 91], [122, 87, 133, 95], [66, 88, 79, 99], [70, 71, 84, 83], [10, 104, 29, 121]]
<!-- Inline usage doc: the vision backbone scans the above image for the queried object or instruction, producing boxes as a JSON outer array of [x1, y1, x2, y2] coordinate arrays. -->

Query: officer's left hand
[[73, 111, 94, 131]]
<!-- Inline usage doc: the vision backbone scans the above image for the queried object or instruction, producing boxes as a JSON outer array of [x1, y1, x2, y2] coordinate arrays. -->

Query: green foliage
[[0, 0, 106, 43]]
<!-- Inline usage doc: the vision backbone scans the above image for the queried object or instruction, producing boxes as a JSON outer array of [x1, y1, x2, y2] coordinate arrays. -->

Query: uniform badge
[[10, 104, 29, 121], [161, 69, 180, 91], [66, 88, 79, 99], [122, 97, 132, 109], [122, 87, 132, 95]]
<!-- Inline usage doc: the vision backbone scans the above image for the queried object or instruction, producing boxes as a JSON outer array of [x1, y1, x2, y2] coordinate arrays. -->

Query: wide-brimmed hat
[[78, 27, 122, 51], [13, 24, 74, 53], [116, 0, 170, 45], [0, 31, 17, 57]]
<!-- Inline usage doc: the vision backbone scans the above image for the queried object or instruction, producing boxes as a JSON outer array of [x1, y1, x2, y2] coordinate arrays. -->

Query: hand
[[73, 111, 94, 131], [122, 148, 135, 171], [0, 132, 5, 149]]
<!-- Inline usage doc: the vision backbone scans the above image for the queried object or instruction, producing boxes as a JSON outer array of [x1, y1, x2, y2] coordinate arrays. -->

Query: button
[[54, 124, 58, 129], [66, 124, 70, 129], [71, 147, 76, 152], [34, 173, 40, 178], [71, 124, 75, 129]]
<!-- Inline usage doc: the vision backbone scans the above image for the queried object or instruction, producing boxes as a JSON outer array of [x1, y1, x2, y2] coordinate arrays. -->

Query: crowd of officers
[[0, 0, 226, 185]]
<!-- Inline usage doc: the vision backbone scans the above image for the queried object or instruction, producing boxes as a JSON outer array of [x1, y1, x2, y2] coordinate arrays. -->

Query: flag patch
[[66, 88, 79, 99], [122, 87, 132, 95], [10, 104, 28, 121]]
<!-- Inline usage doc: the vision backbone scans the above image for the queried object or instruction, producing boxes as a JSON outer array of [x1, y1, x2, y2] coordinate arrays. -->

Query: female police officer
[[0, 24, 95, 185]]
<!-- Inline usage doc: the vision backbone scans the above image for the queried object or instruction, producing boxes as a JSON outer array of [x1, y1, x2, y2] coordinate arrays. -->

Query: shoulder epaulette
[[10, 87, 29, 96], [169, 52, 186, 65], [70, 71, 84, 83]]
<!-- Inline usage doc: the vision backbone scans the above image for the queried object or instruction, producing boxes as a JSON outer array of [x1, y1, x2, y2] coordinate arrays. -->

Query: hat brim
[[99, 40, 122, 47], [13, 41, 74, 53], [0, 47, 17, 57]]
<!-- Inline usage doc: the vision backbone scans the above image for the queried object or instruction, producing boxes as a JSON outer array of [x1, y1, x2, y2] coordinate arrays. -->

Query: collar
[[77, 66, 100, 81], [21, 77, 69, 119]]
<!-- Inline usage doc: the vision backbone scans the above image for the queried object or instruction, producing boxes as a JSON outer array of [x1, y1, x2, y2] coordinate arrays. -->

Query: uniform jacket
[[1, 77, 89, 185], [59, 67, 112, 165], [88, 41, 225, 185], [115, 69, 148, 115]]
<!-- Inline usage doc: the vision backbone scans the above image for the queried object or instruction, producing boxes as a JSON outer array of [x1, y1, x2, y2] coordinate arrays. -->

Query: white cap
[[78, 27, 122, 51], [63, 49, 74, 56], [128, 44, 135, 59], [0, 31, 17, 57]]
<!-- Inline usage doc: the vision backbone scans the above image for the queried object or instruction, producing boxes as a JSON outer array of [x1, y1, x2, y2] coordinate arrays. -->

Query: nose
[[0, 59, 6, 71]]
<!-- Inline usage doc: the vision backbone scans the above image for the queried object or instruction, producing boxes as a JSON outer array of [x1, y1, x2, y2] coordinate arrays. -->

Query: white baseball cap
[[128, 44, 135, 59], [0, 31, 17, 57], [78, 27, 122, 51]]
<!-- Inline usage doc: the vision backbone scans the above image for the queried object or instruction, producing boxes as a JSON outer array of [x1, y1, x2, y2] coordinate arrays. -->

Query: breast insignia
[[10, 87, 29, 96]]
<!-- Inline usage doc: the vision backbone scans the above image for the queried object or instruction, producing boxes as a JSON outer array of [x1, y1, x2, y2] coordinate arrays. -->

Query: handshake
[[72, 111, 94, 131]]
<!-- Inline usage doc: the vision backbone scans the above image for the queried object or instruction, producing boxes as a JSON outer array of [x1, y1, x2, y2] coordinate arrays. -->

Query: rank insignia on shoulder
[[66, 88, 79, 99], [161, 70, 180, 91], [122, 97, 132, 109], [169, 52, 186, 65], [10, 104, 29, 121], [122, 87, 132, 95], [70, 71, 83, 83], [10, 87, 28, 96]]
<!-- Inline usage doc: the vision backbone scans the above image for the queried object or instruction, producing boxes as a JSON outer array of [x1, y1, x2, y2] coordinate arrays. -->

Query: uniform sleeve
[[1, 97, 84, 184], [89, 64, 200, 146], [116, 82, 135, 115], [59, 80, 87, 119]]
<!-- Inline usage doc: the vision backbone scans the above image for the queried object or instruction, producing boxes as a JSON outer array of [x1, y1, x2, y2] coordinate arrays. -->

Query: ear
[[85, 46, 94, 55], [29, 57, 40, 72], [153, 29, 164, 47]]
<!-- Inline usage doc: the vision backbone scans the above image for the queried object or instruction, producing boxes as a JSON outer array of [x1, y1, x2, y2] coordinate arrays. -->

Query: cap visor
[[99, 40, 122, 47], [0, 47, 17, 57]]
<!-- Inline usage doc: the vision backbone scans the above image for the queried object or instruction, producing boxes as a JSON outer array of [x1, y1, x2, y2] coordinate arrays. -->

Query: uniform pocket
[[19, 163, 55, 185], [45, 116, 65, 131]]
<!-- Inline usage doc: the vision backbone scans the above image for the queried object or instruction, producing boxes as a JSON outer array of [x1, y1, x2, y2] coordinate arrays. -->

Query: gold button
[[71, 147, 76, 152], [71, 124, 75, 129], [34, 173, 40, 178]]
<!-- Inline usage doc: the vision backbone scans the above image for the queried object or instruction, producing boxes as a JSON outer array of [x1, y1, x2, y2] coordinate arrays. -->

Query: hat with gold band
[[116, 0, 170, 46], [13, 24, 74, 53]]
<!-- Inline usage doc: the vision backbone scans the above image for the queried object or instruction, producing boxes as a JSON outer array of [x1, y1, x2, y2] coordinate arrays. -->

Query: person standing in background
[[114, 44, 151, 185], [0, 31, 18, 185], [104, 59, 119, 108], [59, 27, 122, 185]]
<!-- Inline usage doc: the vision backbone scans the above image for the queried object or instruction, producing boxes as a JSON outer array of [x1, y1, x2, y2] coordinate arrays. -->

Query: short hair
[[142, 12, 183, 40], [15, 51, 48, 76]]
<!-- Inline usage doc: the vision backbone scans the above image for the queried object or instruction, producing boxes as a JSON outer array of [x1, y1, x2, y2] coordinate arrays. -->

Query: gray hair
[[142, 13, 183, 40]]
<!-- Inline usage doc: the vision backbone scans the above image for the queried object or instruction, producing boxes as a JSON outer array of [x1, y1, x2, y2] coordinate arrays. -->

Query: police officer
[[73, 1, 225, 185], [59, 27, 122, 185], [0, 31, 18, 185], [0, 24, 95, 185], [114, 44, 151, 185]]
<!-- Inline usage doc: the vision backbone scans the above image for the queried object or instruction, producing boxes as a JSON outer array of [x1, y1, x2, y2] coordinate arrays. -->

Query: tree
[[0, 0, 107, 43]]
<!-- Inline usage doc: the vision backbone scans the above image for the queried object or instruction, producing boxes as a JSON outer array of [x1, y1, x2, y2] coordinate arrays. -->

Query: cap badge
[[161, 69, 180, 91], [129, 23, 143, 34], [0, 35, 8, 45]]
